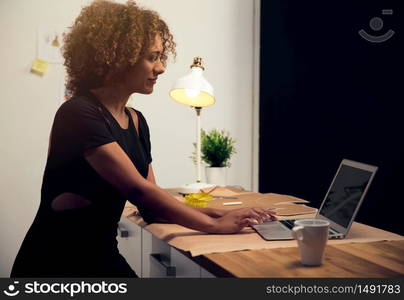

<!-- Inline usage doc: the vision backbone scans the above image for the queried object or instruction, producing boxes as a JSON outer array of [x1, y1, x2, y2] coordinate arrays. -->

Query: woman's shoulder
[[127, 107, 148, 123], [57, 94, 101, 118], [127, 108, 151, 137]]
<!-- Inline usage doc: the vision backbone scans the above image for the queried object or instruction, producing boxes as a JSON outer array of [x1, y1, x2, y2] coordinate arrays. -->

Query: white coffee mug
[[292, 219, 330, 266]]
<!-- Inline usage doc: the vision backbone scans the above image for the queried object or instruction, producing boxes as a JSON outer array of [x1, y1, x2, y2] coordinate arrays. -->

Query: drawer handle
[[150, 253, 176, 277], [117, 223, 129, 238]]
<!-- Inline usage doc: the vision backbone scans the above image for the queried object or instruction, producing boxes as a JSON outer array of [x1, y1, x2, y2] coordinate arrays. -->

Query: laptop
[[253, 159, 378, 240]]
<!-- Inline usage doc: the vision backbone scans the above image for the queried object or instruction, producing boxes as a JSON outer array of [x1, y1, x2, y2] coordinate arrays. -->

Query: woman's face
[[122, 35, 166, 95]]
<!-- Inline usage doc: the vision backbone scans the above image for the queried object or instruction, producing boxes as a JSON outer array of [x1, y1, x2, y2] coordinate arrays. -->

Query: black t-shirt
[[11, 91, 153, 277]]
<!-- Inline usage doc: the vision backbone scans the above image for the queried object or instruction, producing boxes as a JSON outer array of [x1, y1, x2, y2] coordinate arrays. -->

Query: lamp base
[[177, 182, 216, 194]]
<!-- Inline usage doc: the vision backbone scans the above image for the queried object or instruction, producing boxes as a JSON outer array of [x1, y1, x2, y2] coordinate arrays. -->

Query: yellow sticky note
[[30, 58, 49, 76]]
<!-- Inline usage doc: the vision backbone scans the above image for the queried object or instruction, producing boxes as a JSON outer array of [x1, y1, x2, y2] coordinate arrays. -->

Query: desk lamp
[[169, 57, 216, 194]]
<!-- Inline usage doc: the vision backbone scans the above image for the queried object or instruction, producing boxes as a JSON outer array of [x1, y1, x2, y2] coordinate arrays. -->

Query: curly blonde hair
[[62, 0, 176, 94]]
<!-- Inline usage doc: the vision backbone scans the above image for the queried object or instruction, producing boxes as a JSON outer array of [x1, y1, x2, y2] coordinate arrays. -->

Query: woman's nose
[[154, 60, 165, 75]]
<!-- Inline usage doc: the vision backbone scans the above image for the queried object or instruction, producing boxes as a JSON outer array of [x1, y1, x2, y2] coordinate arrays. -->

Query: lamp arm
[[195, 107, 202, 183]]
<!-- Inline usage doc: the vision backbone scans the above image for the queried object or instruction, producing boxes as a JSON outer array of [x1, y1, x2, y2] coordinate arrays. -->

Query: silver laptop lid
[[316, 159, 378, 237]]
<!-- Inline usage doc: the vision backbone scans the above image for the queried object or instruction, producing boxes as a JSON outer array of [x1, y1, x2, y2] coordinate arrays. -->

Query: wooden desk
[[201, 240, 404, 277], [122, 191, 404, 278]]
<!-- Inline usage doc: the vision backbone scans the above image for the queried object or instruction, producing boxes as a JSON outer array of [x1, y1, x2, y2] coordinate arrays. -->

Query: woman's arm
[[85, 142, 272, 233], [194, 207, 226, 218], [146, 164, 157, 184]]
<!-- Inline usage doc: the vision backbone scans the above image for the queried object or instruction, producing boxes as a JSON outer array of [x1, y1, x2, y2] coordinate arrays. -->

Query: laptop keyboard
[[279, 219, 342, 238], [280, 219, 295, 229]]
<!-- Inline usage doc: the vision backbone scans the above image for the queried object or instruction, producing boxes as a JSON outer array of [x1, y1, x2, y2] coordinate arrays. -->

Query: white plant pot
[[205, 167, 227, 186]]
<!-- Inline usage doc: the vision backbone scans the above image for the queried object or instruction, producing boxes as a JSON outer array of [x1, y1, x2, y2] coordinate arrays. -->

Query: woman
[[11, 0, 276, 277]]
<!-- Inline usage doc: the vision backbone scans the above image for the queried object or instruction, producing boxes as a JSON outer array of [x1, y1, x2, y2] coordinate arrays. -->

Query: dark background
[[259, 0, 403, 235]]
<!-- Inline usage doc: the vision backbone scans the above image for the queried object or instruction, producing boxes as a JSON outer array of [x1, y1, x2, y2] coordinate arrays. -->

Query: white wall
[[0, 0, 258, 276]]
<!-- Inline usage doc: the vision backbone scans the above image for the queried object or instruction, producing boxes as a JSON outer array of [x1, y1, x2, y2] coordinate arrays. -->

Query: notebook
[[253, 159, 378, 240]]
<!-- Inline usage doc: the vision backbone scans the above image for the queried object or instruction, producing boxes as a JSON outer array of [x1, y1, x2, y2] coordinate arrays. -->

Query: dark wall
[[259, 0, 403, 235]]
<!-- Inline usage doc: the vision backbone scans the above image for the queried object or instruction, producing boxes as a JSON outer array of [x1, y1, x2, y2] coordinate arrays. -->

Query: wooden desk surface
[[123, 190, 404, 278], [202, 240, 404, 277]]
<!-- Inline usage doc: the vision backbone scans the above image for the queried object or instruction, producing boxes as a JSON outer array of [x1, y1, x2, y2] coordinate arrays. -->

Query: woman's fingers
[[270, 214, 278, 221], [254, 207, 277, 216], [240, 209, 261, 222], [239, 217, 259, 228], [246, 210, 268, 224], [259, 208, 278, 221], [239, 207, 278, 223], [226, 207, 278, 231], [216, 207, 278, 233], [251, 208, 277, 222]]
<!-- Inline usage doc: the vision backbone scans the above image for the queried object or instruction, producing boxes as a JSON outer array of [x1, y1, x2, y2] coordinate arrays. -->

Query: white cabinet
[[116, 216, 142, 276], [200, 268, 216, 278], [142, 228, 175, 278], [140, 228, 152, 278], [170, 248, 201, 278], [142, 229, 216, 278], [118, 218, 216, 278]]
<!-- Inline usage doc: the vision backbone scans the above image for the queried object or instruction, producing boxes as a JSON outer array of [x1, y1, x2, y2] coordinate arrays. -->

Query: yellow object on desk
[[184, 193, 213, 208]]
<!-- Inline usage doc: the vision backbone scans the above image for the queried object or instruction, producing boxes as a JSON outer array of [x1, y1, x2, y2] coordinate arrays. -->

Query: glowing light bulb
[[185, 89, 200, 98]]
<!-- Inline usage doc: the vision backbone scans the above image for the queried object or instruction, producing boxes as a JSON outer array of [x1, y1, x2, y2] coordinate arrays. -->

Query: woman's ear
[[104, 65, 125, 86]]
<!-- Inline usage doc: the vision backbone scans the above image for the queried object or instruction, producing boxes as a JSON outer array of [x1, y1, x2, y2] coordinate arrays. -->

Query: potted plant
[[192, 129, 236, 186]]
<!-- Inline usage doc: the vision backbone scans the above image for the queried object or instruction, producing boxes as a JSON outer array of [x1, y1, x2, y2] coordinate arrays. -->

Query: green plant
[[191, 129, 236, 167]]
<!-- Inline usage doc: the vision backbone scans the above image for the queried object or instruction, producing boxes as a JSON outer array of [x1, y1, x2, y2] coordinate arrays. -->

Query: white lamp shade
[[169, 67, 215, 107]]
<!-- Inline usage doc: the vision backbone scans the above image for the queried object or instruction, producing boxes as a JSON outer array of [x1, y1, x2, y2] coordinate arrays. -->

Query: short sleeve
[[134, 110, 153, 164], [52, 97, 116, 157]]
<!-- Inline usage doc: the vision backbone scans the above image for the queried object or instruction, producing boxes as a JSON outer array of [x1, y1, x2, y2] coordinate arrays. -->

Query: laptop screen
[[319, 164, 373, 228]]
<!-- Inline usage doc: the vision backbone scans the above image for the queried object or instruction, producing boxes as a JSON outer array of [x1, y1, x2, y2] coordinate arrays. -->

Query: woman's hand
[[223, 207, 277, 222], [209, 207, 278, 234], [197, 207, 277, 220], [194, 207, 227, 218]]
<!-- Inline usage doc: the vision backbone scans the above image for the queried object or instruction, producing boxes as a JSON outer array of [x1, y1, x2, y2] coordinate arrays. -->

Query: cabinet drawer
[[117, 216, 142, 276], [170, 248, 201, 278], [119, 221, 217, 278], [143, 229, 174, 278], [142, 230, 216, 278]]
